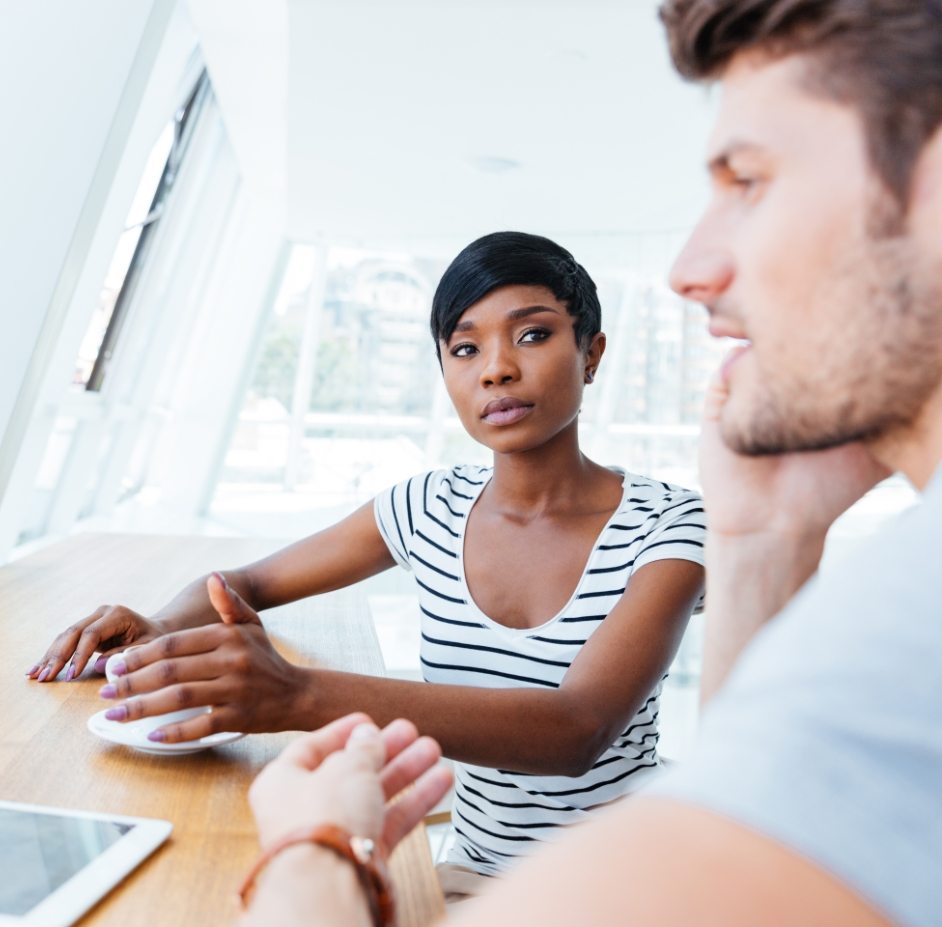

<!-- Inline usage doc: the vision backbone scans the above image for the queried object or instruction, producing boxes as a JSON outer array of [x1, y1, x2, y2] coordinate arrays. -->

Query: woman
[[29, 231, 705, 893]]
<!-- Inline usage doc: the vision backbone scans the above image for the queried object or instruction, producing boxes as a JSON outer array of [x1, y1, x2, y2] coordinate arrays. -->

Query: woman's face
[[439, 284, 604, 456]]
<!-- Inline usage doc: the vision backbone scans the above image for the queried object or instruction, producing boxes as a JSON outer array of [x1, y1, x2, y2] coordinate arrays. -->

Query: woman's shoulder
[[382, 465, 492, 505], [447, 463, 492, 487], [611, 468, 702, 511]]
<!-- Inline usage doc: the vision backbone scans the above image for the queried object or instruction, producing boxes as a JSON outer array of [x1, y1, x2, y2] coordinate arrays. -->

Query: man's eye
[[519, 328, 550, 344], [450, 343, 477, 357], [731, 175, 764, 197]]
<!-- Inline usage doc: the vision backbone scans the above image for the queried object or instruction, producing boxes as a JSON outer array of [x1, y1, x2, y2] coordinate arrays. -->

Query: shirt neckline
[[456, 466, 631, 638]]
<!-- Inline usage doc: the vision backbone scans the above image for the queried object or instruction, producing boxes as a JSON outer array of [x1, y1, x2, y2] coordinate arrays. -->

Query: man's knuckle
[[160, 635, 178, 657]]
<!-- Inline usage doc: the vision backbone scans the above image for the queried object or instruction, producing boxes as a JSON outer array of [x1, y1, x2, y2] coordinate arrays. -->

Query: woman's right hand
[[26, 606, 166, 683]]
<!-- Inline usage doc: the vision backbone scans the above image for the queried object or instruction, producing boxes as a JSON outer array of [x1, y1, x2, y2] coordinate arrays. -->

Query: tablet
[[0, 800, 172, 927]]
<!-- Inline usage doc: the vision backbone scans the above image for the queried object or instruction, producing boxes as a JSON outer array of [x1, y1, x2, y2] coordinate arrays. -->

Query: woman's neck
[[486, 426, 618, 519]]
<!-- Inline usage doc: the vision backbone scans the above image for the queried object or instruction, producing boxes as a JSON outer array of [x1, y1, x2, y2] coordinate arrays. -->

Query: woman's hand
[[249, 713, 453, 851], [27, 605, 165, 683], [97, 573, 307, 742]]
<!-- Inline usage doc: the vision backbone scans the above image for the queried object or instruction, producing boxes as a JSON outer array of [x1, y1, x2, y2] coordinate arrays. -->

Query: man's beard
[[723, 218, 942, 457]]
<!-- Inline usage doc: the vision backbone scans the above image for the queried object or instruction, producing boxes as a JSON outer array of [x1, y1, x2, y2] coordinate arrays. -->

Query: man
[[241, 3, 942, 925]]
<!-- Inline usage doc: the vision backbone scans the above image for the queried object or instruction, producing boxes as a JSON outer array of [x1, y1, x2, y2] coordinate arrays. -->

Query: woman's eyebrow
[[452, 305, 559, 334]]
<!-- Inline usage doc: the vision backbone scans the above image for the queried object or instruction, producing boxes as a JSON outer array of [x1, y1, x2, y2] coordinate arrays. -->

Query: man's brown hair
[[659, 0, 942, 204]]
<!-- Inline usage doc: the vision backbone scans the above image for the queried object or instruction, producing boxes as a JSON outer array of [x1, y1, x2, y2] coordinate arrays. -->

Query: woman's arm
[[28, 501, 395, 682], [104, 558, 703, 774]]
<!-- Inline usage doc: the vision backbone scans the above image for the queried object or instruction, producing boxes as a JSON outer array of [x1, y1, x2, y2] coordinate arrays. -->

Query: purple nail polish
[[147, 730, 166, 743], [109, 659, 127, 677], [37, 667, 51, 682], [65, 665, 76, 682], [94, 656, 108, 674], [26, 664, 40, 676], [105, 706, 128, 722], [99, 684, 117, 699]]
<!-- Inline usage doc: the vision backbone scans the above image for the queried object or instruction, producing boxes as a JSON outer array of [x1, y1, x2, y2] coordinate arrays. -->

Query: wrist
[[286, 666, 322, 730], [246, 843, 371, 926], [240, 824, 392, 927], [708, 529, 825, 588]]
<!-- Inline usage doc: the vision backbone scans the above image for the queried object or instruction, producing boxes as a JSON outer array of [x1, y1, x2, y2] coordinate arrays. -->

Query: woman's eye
[[450, 343, 477, 357], [519, 328, 550, 344]]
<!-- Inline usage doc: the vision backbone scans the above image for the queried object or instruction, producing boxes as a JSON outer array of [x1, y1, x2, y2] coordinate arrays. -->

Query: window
[[73, 70, 211, 392]]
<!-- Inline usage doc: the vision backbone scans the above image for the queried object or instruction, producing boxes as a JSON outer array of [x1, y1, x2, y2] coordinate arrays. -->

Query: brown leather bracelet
[[238, 823, 395, 926]]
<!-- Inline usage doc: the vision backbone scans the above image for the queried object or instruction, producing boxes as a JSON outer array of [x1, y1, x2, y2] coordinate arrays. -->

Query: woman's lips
[[481, 397, 535, 426]]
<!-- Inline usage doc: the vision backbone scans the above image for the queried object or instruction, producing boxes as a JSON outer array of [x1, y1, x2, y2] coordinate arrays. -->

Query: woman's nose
[[479, 345, 520, 387]]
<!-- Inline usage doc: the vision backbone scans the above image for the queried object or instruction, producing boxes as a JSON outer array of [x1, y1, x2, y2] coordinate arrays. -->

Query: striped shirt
[[374, 464, 706, 875]]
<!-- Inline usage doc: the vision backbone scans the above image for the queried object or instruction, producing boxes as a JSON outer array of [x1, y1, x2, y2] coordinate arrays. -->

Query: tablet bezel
[[0, 800, 172, 927]]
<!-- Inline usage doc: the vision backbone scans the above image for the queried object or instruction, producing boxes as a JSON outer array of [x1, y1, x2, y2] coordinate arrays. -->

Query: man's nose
[[668, 232, 734, 306]]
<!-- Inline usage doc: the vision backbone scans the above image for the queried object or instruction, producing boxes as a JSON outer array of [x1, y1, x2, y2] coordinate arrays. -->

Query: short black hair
[[430, 231, 602, 359]]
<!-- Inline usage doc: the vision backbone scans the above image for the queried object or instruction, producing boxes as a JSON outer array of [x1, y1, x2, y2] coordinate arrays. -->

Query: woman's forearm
[[288, 669, 620, 777]]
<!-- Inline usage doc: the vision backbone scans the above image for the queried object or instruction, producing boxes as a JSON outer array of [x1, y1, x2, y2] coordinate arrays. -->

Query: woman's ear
[[584, 332, 606, 384]]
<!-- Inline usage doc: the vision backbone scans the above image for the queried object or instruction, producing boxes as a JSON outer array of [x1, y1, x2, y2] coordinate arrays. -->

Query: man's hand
[[98, 574, 305, 742], [248, 713, 453, 851], [700, 368, 890, 540], [27, 606, 165, 683], [697, 365, 890, 702]]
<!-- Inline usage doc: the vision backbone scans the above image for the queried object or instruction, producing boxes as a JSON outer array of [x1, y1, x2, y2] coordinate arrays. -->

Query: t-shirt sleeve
[[634, 490, 706, 571], [643, 489, 942, 927], [373, 471, 435, 570]]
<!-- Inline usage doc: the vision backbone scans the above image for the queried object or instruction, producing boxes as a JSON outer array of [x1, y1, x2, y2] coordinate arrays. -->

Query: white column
[[284, 246, 328, 490]]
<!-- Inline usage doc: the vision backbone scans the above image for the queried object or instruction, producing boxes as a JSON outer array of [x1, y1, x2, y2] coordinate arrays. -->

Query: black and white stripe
[[374, 465, 705, 874]]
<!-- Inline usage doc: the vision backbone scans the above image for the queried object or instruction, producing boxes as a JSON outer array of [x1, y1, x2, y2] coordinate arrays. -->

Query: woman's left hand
[[248, 713, 453, 852], [98, 573, 308, 742]]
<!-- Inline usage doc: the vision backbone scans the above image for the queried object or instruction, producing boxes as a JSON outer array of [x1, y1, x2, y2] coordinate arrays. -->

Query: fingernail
[[147, 730, 166, 743], [94, 655, 108, 674], [109, 659, 127, 677], [37, 667, 51, 682], [349, 723, 379, 742], [25, 664, 39, 677], [99, 684, 117, 699], [105, 705, 127, 722], [65, 664, 76, 682]]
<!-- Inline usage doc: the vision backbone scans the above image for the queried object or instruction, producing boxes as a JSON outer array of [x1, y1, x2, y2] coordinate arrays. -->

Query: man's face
[[669, 52, 942, 456]]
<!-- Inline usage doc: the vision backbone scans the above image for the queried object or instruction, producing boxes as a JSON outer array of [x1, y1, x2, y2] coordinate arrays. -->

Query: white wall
[[0, 0, 168, 490]]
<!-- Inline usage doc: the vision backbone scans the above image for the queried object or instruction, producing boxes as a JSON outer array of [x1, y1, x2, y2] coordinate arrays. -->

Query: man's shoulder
[[649, 492, 942, 927]]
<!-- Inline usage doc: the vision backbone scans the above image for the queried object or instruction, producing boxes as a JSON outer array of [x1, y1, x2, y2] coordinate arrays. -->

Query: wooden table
[[0, 533, 444, 926]]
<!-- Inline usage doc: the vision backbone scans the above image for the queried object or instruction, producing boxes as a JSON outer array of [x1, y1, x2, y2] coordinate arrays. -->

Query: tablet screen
[[0, 802, 171, 926], [0, 807, 132, 916]]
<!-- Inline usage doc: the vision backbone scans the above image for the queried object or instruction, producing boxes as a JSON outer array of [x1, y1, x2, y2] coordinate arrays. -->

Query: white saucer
[[87, 708, 245, 756]]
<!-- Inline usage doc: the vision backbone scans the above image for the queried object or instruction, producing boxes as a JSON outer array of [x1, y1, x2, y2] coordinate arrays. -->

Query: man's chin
[[720, 409, 875, 457]]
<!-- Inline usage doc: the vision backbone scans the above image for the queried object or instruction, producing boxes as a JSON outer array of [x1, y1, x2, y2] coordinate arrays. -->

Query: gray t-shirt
[[649, 468, 942, 927]]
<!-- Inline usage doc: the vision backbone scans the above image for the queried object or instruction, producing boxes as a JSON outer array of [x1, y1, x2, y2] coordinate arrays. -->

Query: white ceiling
[[188, 0, 715, 269]]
